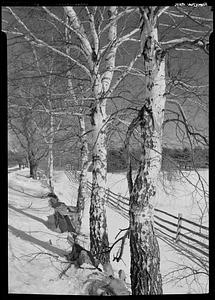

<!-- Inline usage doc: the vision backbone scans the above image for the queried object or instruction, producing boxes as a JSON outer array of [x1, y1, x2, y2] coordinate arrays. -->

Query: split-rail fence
[[64, 170, 209, 267]]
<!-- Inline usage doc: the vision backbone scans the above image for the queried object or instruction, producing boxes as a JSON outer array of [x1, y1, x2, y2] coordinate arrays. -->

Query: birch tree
[[62, 6, 120, 263], [7, 34, 65, 185], [125, 7, 165, 294], [31, 48, 59, 192], [8, 101, 49, 179], [63, 14, 90, 233], [125, 5, 211, 295], [56, 6, 140, 264]]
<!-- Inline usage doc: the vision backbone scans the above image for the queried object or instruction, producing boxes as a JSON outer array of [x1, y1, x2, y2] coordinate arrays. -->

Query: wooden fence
[[64, 171, 209, 260]]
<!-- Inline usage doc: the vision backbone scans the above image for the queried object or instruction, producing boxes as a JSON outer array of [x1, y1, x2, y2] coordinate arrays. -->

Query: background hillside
[[8, 146, 208, 173]]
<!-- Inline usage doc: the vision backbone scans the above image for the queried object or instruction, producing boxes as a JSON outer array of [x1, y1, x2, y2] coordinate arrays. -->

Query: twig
[[22, 251, 62, 263], [113, 230, 129, 262], [59, 262, 72, 278], [115, 227, 129, 240], [18, 202, 33, 210], [90, 228, 130, 261]]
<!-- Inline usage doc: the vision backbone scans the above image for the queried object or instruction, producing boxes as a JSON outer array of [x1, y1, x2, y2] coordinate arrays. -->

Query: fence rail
[[65, 171, 209, 260]]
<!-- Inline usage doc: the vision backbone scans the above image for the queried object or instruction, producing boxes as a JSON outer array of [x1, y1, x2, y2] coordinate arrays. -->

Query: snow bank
[[8, 169, 101, 295]]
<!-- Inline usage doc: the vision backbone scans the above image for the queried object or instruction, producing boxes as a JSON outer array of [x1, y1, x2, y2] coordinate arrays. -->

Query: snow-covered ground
[[87, 169, 209, 294], [8, 169, 94, 294], [8, 167, 208, 294]]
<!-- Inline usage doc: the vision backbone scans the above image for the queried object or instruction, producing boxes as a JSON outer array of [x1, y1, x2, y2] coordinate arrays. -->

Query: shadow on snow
[[8, 203, 62, 234], [8, 224, 67, 257]]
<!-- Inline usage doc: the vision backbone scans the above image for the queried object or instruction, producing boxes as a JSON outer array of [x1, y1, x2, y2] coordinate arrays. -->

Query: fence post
[[41, 174, 47, 187], [106, 188, 110, 205], [117, 193, 122, 209], [87, 181, 91, 192], [175, 213, 183, 243]]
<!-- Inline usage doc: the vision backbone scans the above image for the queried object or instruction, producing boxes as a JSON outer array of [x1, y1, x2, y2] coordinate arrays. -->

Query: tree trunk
[[89, 6, 117, 266], [90, 97, 109, 265], [28, 151, 38, 179], [76, 115, 90, 233], [65, 13, 87, 215], [64, 5, 117, 266], [48, 114, 54, 193], [129, 7, 166, 295], [25, 156, 29, 168]]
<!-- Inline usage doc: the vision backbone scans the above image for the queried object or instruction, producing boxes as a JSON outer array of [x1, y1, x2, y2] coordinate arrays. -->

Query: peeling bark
[[76, 115, 90, 233], [48, 113, 54, 193], [89, 7, 118, 265], [129, 6, 166, 295], [65, 13, 89, 222], [90, 97, 109, 265]]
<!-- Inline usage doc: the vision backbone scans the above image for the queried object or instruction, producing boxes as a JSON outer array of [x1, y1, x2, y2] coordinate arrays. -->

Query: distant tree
[[8, 150, 26, 168], [8, 106, 48, 179]]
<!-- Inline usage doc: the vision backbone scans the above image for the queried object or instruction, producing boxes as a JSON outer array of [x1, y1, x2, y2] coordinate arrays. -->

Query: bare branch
[[113, 230, 129, 263], [116, 28, 139, 47], [100, 7, 138, 35], [162, 37, 209, 54], [5, 7, 92, 78], [157, 6, 170, 17], [63, 7, 92, 58], [164, 9, 213, 22], [106, 51, 141, 98], [85, 6, 99, 53]]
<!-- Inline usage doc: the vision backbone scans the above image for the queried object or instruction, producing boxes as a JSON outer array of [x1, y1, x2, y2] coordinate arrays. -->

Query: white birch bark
[[48, 113, 54, 193], [129, 6, 166, 295], [65, 14, 90, 231], [89, 6, 118, 265], [63, 6, 141, 265], [77, 115, 90, 232]]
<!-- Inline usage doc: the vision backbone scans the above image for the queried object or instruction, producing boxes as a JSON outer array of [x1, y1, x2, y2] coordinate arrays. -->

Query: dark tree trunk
[[28, 151, 38, 179], [25, 157, 29, 167], [29, 161, 38, 179]]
